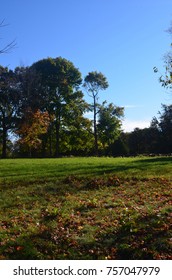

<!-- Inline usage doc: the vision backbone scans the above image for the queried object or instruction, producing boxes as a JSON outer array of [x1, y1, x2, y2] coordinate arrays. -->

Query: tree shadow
[[95, 212, 172, 259], [1, 212, 171, 260], [136, 156, 172, 164]]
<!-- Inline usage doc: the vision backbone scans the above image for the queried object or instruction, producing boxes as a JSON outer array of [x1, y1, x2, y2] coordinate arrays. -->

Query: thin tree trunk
[[2, 112, 7, 158], [41, 135, 47, 158], [47, 123, 53, 157], [55, 112, 61, 158], [49, 133, 52, 157], [93, 96, 98, 156]]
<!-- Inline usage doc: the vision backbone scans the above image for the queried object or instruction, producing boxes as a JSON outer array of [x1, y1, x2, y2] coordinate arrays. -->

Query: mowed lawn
[[0, 156, 172, 259], [1, 156, 172, 182]]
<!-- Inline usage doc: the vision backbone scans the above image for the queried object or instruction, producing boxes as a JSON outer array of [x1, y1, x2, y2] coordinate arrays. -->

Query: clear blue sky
[[1, 0, 172, 131]]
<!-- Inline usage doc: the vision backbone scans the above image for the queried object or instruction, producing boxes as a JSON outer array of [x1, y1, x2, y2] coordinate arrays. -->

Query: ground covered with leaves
[[0, 167, 171, 259]]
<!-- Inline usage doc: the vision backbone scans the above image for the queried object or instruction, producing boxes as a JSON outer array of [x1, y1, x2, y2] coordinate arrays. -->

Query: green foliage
[[83, 71, 109, 96], [97, 102, 124, 152], [108, 137, 129, 156], [158, 104, 172, 153], [124, 104, 172, 155]]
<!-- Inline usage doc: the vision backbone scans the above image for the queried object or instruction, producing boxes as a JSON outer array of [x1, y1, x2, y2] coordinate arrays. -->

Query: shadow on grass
[[94, 213, 172, 260], [42, 156, 172, 177], [136, 156, 172, 165], [1, 157, 171, 188], [1, 212, 171, 260], [98, 156, 172, 177]]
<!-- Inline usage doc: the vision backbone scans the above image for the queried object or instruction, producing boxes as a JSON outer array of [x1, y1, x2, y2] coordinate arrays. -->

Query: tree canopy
[[83, 71, 109, 155]]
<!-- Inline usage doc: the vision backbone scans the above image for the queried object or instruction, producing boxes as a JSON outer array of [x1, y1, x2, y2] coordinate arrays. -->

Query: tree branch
[[0, 39, 16, 54], [0, 19, 17, 54]]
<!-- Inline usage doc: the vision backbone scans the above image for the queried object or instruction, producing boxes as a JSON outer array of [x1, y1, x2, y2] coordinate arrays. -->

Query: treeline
[[0, 57, 124, 158], [0, 57, 172, 158], [121, 104, 172, 156]]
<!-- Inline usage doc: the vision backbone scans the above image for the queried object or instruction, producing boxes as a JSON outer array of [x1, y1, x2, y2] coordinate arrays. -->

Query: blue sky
[[1, 0, 172, 131]]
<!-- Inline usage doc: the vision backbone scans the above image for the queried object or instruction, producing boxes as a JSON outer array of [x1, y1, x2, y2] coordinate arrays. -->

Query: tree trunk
[[93, 96, 98, 156], [55, 112, 61, 157], [49, 132, 52, 157], [2, 112, 7, 158], [41, 135, 47, 158], [47, 124, 53, 157]]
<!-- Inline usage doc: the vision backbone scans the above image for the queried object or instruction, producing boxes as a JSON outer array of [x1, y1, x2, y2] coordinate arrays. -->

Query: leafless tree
[[0, 19, 16, 54]]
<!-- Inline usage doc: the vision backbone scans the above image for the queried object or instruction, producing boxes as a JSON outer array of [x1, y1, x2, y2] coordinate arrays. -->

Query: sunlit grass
[[0, 156, 172, 183], [0, 157, 171, 259]]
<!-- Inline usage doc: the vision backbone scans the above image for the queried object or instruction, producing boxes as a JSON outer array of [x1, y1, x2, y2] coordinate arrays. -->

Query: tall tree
[[83, 71, 108, 155], [31, 57, 83, 157], [0, 66, 19, 158]]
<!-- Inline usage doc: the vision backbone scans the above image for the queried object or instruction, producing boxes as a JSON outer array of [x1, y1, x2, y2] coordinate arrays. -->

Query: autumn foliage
[[17, 110, 51, 150]]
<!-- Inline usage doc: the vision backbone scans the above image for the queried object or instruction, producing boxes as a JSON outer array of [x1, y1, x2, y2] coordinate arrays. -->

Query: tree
[[16, 109, 50, 156], [97, 102, 124, 153], [60, 114, 93, 156], [0, 66, 19, 158], [14, 66, 47, 114], [31, 57, 84, 157], [109, 137, 129, 157], [83, 71, 109, 155], [124, 105, 172, 156], [158, 104, 172, 153], [126, 127, 161, 155], [154, 22, 172, 91]]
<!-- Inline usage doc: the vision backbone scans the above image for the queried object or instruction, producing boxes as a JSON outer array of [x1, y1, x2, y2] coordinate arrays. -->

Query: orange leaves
[[0, 172, 171, 259], [16, 246, 23, 251], [85, 176, 121, 189], [17, 109, 51, 149]]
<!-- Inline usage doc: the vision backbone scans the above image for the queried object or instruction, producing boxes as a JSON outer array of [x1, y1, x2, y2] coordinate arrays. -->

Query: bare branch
[[0, 39, 16, 54], [0, 19, 16, 54], [0, 19, 7, 28]]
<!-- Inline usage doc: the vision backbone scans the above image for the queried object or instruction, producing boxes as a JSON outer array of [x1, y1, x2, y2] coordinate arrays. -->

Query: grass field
[[0, 156, 172, 259]]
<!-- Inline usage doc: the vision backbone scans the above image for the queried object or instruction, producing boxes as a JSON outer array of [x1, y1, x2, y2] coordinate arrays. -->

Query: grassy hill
[[0, 156, 171, 259]]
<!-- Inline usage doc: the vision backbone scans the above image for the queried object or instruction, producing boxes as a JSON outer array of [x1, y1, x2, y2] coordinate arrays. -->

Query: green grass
[[0, 156, 172, 260], [0, 156, 172, 183]]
